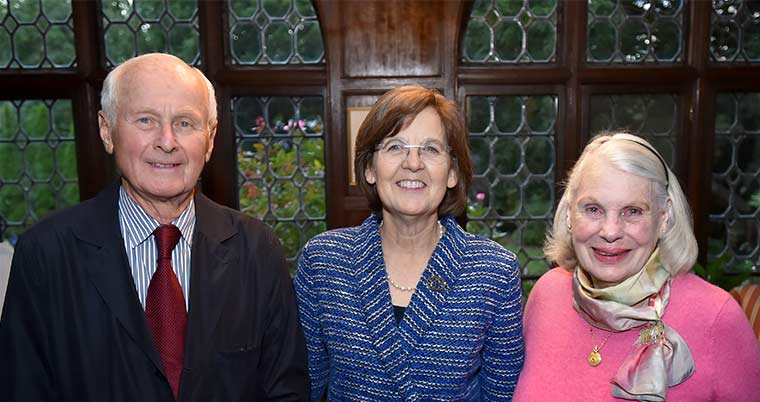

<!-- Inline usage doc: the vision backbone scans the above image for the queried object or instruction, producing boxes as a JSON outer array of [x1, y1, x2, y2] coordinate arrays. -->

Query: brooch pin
[[426, 275, 447, 292], [639, 320, 665, 344]]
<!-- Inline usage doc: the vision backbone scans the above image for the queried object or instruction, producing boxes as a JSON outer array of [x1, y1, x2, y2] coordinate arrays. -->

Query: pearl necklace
[[381, 220, 444, 293], [387, 275, 417, 292]]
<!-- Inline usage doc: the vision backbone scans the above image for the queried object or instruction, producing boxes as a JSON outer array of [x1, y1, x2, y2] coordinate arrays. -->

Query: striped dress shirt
[[118, 186, 195, 310]]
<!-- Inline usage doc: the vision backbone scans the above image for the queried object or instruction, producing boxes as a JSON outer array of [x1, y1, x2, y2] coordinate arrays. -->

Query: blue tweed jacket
[[294, 215, 524, 401]]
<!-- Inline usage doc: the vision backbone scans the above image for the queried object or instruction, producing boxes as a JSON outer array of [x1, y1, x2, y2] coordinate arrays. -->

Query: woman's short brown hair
[[354, 85, 472, 217]]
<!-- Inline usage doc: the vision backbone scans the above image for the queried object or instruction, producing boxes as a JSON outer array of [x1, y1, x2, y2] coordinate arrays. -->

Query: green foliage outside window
[[465, 95, 557, 299], [101, 0, 200, 66], [0, 100, 79, 239], [228, 0, 325, 64], [237, 105, 327, 274], [0, 0, 76, 68]]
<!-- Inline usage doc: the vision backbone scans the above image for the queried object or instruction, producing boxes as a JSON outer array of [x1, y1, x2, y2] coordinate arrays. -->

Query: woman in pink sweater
[[514, 132, 760, 401]]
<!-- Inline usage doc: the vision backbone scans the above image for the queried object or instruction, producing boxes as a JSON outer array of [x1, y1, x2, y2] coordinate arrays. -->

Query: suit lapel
[[183, 193, 237, 370], [353, 216, 415, 398], [77, 181, 165, 374]]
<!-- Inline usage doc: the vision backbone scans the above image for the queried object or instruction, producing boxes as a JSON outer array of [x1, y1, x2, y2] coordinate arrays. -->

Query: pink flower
[[254, 116, 266, 134], [476, 192, 486, 201]]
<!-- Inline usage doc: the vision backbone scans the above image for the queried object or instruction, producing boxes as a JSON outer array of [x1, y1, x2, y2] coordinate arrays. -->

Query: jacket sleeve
[[293, 242, 329, 402], [709, 295, 760, 401], [480, 252, 525, 400], [0, 237, 58, 401], [255, 230, 311, 401]]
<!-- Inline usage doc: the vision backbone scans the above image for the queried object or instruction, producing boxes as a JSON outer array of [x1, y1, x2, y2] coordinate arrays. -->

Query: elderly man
[[0, 53, 309, 401]]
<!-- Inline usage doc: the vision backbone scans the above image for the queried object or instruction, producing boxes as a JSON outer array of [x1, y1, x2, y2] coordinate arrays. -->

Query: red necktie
[[145, 224, 186, 400]]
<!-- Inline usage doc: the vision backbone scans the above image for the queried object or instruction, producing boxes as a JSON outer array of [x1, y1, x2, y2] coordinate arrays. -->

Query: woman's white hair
[[100, 53, 217, 128], [544, 131, 698, 276]]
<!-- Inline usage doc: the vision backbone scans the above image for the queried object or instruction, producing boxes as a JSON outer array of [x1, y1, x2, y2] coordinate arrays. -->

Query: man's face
[[99, 60, 216, 211]]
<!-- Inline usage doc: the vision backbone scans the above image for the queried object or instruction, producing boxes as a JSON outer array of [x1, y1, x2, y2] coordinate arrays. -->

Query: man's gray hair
[[100, 53, 217, 128]]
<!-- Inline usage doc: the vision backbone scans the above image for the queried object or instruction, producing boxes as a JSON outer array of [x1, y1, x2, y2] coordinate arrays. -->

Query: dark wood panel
[[318, 0, 464, 229], [198, 0, 225, 81], [0, 74, 82, 98], [685, 0, 713, 264], [559, 0, 585, 186], [340, 1, 443, 78], [72, 0, 106, 80], [580, 82, 688, 95], [212, 69, 327, 88], [200, 85, 237, 210], [221, 82, 328, 97], [705, 66, 760, 83], [332, 77, 454, 90], [458, 84, 566, 96], [578, 66, 698, 85], [72, 83, 115, 200], [705, 72, 760, 92], [458, 66, 570, 85]]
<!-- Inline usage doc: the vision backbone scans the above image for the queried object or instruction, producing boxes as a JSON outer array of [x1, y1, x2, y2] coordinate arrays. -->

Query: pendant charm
[[588, 346, 602, 367]]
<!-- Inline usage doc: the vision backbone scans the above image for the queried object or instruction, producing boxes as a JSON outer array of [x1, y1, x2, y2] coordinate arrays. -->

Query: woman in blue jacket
[[295, 85, 525, 400]]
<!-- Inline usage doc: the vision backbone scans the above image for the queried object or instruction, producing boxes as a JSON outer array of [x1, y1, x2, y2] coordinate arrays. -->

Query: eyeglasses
[[574, 205, 654, 226], [375, 138, 451, 165]]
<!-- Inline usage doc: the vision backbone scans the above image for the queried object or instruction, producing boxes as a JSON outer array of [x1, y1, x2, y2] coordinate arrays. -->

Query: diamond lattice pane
[[234, 95, 326, 274]]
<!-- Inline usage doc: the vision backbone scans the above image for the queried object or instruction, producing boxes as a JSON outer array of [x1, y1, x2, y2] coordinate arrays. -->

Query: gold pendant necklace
[[587, 327, 612, 367], [588, 345, 602, 367]]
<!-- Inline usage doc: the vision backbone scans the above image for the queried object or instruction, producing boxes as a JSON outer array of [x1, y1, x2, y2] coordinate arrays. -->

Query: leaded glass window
[[100, 0, 200, 66], [234, 96, 326, 273], [587, 0, 686, 63], [0, 99, 79, 239], [589, 94, 680, 166], [0, 0, 76, 68], [461, 0, 558, 63], [710, 0, 760, 62], [465, 95, 558, 295], [709, 92, 760, 273], [228, 0, 325, 65]]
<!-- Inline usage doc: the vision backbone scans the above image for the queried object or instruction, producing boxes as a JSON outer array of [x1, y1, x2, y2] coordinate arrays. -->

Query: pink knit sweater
[[514, 268, 760, 401]]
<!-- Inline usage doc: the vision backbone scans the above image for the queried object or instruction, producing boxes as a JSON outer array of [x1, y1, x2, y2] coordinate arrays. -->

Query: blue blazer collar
[[353, 215, 467, 398]]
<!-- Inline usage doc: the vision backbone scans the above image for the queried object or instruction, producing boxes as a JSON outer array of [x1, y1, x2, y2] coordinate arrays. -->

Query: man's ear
[[98, 111, 115, 154], [205, 121, 217, 162]]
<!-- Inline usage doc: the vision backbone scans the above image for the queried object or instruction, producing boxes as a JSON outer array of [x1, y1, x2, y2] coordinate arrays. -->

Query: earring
[[567, 223, 572, 231]]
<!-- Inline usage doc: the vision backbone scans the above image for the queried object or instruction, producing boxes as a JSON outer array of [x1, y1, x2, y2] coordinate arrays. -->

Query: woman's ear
[[365, 164, 376, 185], [660, 199, 672, 235], [447, 165, 458, 188]]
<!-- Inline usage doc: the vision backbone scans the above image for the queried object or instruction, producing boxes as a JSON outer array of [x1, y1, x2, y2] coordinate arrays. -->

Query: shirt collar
[[118, 186, 196, 249]]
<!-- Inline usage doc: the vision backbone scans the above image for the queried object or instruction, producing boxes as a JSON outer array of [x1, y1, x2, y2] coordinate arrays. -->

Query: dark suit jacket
[[0, 181, 309, 402]]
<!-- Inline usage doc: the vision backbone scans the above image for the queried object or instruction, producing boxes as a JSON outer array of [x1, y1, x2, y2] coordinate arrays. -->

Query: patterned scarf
[[572, 249, 695, 401]]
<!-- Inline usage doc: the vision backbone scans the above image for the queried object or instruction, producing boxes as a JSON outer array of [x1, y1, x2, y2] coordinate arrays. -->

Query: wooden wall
[[317, 0, 466, 228]]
